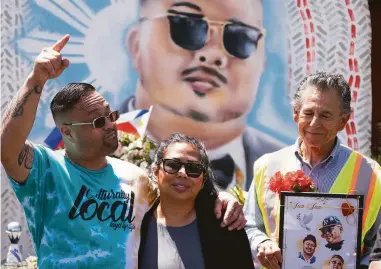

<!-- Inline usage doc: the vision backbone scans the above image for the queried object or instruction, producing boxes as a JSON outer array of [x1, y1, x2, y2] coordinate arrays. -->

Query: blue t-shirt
[[8, 144, 153, 269]]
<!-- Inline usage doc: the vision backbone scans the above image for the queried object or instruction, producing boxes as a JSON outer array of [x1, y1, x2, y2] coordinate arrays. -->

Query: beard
[[103, 139, 118, 153], [162, 105, 244, 123], [187, 108, 243, 123], [102, 130, 118, 154]]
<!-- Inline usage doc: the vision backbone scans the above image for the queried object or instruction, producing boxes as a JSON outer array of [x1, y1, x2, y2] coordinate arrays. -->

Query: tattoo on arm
[[12, 86, 42, 118], [18, 142, 34, 169]]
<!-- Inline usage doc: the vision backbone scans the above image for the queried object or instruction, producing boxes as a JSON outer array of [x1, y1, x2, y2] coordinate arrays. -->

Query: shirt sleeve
[[370, 218, 381, 261], [361, 163, 381, 265], [243, 164, 270, 258], [7, 144, 50, 243]]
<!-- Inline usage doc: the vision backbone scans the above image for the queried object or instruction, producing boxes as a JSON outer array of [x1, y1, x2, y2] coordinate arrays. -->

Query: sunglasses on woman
[[140, 12, 265, 59], [162, 159, 205, 178], [65, 110, 120, 129]]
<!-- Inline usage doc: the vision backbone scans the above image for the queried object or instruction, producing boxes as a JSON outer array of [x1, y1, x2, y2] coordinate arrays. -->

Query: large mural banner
[[1, 0, 372, 258]]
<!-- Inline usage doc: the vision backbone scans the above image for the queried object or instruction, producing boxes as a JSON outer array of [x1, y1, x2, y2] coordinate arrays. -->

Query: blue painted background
[[13, 0, 297, 145]]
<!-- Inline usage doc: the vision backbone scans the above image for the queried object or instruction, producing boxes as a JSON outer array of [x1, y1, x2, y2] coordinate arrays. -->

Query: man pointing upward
[[1, 35, 247, 268]]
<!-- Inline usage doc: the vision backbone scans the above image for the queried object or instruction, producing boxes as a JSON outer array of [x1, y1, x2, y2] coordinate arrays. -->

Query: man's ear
[[339, 113, 351, 131], [126, 25, 142, 73], [293, 106, 299, 123], [60, 125, 75, 142]]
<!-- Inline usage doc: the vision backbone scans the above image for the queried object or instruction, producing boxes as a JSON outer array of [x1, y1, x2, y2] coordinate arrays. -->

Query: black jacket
[[138, 199, 254, 269]]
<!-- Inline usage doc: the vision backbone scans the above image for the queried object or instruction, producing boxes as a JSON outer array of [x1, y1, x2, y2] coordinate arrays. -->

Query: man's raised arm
[[1, 35, 70, 183]]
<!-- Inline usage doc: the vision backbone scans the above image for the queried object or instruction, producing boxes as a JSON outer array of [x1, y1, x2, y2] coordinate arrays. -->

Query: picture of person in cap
[[328, 254, 344, 269], [320, 216, 344, 251], [298, 234, 317, 265]]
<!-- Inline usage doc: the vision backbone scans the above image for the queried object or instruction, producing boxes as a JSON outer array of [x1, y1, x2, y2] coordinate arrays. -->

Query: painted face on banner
[[129, 0, 265, 123], [302, 240, 316, 256], [329, 256, 344, 269], [321, 224, 343, 244]]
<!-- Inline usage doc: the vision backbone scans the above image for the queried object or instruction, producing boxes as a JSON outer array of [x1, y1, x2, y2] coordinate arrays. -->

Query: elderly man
[[243, 72, 381, 269], [122, 0, 283, 191], [0, 35, 246, 269]]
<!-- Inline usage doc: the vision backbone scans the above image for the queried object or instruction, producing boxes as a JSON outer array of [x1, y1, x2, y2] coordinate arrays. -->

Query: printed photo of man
[[122, 0, 284, 190], [298, 234, 317, 265], [328, 254, 344, 269], [320, 216, 344, 251]]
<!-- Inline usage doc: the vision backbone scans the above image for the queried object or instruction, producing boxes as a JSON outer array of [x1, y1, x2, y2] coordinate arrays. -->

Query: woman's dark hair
[[151, 132, 218, 209], [293, 71, 351, 115]]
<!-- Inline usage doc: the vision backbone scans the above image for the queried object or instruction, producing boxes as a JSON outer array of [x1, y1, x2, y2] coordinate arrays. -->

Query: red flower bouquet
[[269, 170, 316, 196]]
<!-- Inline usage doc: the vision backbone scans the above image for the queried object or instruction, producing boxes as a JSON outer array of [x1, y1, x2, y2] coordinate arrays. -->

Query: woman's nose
[[177, 166, 187, 177]]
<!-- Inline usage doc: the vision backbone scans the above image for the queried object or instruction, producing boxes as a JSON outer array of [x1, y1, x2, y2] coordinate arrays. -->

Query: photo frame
[[279, 192, 363, 269]]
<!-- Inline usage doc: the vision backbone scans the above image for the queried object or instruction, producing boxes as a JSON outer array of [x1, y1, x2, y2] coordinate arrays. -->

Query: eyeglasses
[[320, 225, 339, 235], [65, 110, 120, 129], [140, 13, 265, 59], [162, 159, 204, 178]]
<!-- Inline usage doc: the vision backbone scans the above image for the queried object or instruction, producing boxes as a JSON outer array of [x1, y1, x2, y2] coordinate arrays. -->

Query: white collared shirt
[[208, 135, 246, 190]]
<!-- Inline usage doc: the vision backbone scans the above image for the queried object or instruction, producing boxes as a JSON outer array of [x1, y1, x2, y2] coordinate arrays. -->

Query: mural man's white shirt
[[208, 134, 246, 190]]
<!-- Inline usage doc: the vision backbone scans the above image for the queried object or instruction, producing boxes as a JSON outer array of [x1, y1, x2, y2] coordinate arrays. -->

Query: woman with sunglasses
[[138, 133, 254, 269]]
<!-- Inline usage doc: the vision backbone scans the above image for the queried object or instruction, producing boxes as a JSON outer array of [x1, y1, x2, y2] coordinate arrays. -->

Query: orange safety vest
[[254, 148, 381, 264]]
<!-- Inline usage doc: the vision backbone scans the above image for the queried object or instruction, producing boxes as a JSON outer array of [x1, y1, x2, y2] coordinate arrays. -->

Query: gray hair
[[293, 72, 352, 115]]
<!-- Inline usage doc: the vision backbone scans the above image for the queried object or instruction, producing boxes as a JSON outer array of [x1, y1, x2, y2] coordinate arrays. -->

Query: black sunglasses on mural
[[141, 12, 265, 59]]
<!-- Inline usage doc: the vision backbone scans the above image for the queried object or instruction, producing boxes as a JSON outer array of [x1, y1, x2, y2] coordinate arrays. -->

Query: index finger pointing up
[[52, 34, 70, 52]]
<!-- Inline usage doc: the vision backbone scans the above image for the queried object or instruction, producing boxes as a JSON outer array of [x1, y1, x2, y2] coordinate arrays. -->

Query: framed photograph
[[279, 192, 364, 269]]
